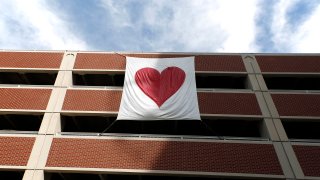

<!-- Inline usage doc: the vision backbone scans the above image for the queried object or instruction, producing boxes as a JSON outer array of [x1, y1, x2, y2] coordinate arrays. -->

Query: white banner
[[117, 56, 200, 120]]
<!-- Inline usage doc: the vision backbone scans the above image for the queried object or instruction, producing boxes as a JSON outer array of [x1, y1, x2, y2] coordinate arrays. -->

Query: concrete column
[[24, 52, 77, 180], [282, 142, 305, 179], [273, 142, 295, 179], [23, 170, 44, 180], [243, 55, 280, 142], [242, 54, 304, 179], [54, 52, 77, 87]]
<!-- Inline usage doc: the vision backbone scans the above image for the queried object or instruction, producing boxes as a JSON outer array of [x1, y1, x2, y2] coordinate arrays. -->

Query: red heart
[[135, 67, 186, 107]]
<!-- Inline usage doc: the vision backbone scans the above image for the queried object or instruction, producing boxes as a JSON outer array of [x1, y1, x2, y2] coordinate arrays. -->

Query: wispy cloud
[[0, 0, 320, 53], [269, 0, 320, 52], [290, 3, 320, 52], [0, 0, 88, 50], [98, 0, 260, 52]]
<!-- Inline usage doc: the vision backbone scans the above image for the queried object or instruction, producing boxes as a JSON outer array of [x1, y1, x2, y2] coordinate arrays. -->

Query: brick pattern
[[272, 94, 320, 117], [62, 90, 122, 112], [74, 53, 126, 70], [125, 54, 246, 72], [293, 145, 320, 177], [198, 92, 262, 115], [256, 56, 320, 72], [62, 90, 262, 116], [46, 138, 283, 175], [74, 53, 245, 72], [74, 53, 189, 70], [195, 55, 245, 72], [0, 137, 35, 166], [0, 52, 63, 68], [0, 88, 52, 110]]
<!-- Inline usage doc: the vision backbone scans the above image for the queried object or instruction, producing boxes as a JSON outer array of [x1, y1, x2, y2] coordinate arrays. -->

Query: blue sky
[[0, 0, 320, 53]]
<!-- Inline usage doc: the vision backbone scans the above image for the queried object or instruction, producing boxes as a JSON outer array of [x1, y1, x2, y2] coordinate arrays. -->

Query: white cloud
[[149, 0, 260, 52], [2, 0, 319, 52], [291, 5, 320, 52], [213, 1, 259, 52], [99, 0, 132, 28], [0, 0, 88, 50], [271, 0, 320, 52], [99, 0, 260, 52]]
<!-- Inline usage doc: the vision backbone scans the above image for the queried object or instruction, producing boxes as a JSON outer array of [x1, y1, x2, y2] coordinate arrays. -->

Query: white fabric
[[117, 56, 200, 120]]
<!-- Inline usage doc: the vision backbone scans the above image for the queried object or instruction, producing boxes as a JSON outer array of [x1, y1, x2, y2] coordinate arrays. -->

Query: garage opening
[[282, 119, 320, 140], [73, 73, 124, 86], [198, 118, 263, 138], [109, 119, 262, 138], [0, 114, 43, 132], [264, 76, 320, 90], [61, 115, 116, 133], [0, 170, 24, 180], [0, 72, 57, 85], [73, 73, 250, 90], [196, 74, 249, 89], [61, 115, 263, 139]]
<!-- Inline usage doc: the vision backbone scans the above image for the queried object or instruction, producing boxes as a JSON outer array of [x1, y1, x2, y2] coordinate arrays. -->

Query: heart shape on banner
[[135, 67, 186, 107]]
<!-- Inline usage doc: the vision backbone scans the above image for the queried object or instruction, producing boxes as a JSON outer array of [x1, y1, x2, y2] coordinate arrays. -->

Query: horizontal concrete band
[[44, 167, 285, 179]]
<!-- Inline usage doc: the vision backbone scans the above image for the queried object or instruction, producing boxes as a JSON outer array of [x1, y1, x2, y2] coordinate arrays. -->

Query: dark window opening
[[61, 115, 262, 138], [196, 74, 248, 89], [109, 120, 199, 135], [45, 172, 259, 180], [264, 76, 320, 90], [199, 119, 262, 138], [0, 114, 43, 132], [0, 72, 57, 85], [0, 170, 24, 180], [73, 73, 124, 86], [282, 120, 320, 140], [73, 73, 249, 89], [61, 115, 116, 133]]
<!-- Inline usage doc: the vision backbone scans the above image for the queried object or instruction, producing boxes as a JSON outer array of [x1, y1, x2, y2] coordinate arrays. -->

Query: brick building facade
[[0, 51, 319, 180]]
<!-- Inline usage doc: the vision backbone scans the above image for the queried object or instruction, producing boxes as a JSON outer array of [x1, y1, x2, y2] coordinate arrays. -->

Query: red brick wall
[[47, 138, 283, 175], [62, 90, 122, 112], [198, 92, 262, 115], [293, 145, 320, 177], [256, 56, 320, 73], [74, 53, 126, 70], [0, 136, 35, 166], [0, 88, 52, 110], [74, 53, 188, 70], [195, 55, 245, 72], [272, 94, 320, 117], [62, 90, 261, 116], [0, 52, 63, 68], [74, 53, 245, 72]]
